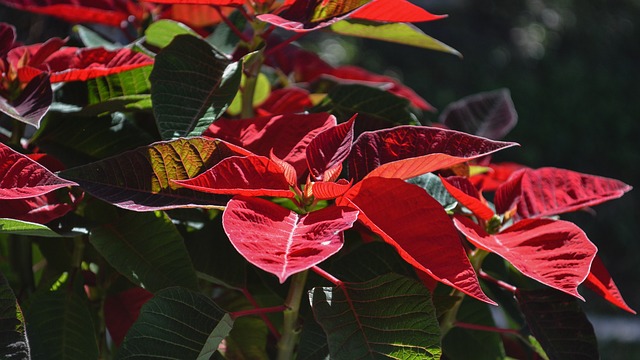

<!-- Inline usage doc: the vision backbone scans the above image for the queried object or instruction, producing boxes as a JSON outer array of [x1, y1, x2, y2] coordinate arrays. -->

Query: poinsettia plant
[[0, 1, 634, 359]]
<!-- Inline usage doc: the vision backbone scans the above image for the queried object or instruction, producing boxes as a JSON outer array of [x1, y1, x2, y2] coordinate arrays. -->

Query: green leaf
[[150, 34, 240, 139], [407, 173, 458, 210], [26, 289, 99, 360], [87, 65, 152, 104], [206, 10, 246, 55], [330, 20, 461, 56], [223, 316, 269, 360], [78, 95, 152, 116], [118, 287, 233, 359], [226, 71, 271, 116], [298, 315, 330, 360], [0, 272, 30, 359], [516, 288, 599, 360], [313, 84, 417, 124], [90, 211, 199, 293], [0, 218, 61, 237], [310, 273, 441, 359], [331, 241, 416, 282], [59, 137, 240, 211], [74, 25, 119, 50], [145, 19, 200, 49]]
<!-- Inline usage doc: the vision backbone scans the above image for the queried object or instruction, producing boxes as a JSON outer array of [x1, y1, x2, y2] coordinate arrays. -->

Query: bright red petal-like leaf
[[0, 142, 77, 199], [453, 216, 597, 300], [0, 0, 143, 27], [469, 162, 528, 192], [0, 191, 79, 224], [174, 155, 295, 198], [338, 177, 495, 304], [257, 0, 368, 32], [205, 113, 336, 176], [269, 150, 298, 187], [310, 179, 352, 200], [255, 87, 312, 116], [349, 126, 518, 182], [440, 176, 494, 221], [584, 255, 636, 314], [306, 115, 356, 180], [146, 0, 244, 4], [0, 72, 52, 128], [222, 196, 359, 283], [104, 287, 153, 346], [494, 167, 632, 219], [350, 0, 445, 23]]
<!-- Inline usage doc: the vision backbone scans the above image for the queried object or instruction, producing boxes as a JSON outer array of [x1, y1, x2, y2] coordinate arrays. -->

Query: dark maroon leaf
[[0, 73, 52, 128], [306, 115, 356, 180], [0, 191, 79, 224], [494, 167, 632, 219], [0, 23, 17, 57], [440, 89, 518, 140]]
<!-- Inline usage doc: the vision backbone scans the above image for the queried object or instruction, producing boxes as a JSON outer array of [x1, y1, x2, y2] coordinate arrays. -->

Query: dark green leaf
[[151, 35, 240, 139], [26, 289, 99, 360], [117, 287, 232, 359], [313, 84, 417, 124], [331, 241, 416, 282], [206, 11, 246, 55], [310, 273, 441, 359], [74, 25, 119, 50], [0, 271, 30, 359], [407, 173, 458, 210], [224, 317, 269, 360], [90, 210, 198, 293], [516, 288, 598, 360], [87, 65, 152, 104], [298, 315, 329, 360]]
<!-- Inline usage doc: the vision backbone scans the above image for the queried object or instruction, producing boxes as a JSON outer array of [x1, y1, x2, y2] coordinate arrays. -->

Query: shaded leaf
[[338, 177, 494, 304], [310, 273, 441, 359], [407, 173, 457, 210], [516, 288, 599, 360], [313, 84, 416, 125], [256, 87, 312, 116], [494, 167, 632, 219], [117, 287, 233, 359], [222, 196, 359, 283], [0, 143, 77, 200], [440, 88, 517, 140], [151, 34, 239, 139], [453, 216, 597, 300], [0, 218, 61, 237], [349, 125, 518, 182], [298, 315, 330, 360], [330, 20, 460, 56], [90, 210, 199, 293], [59, 137, 244, 211], [174, 155, 295, 198], [584, 255, 636, 314], [74, 24, 119, 50], [306, 115, 355, 180], [331, 241, 416, 282], [104, 287, 153, 346], [257, 0, 368, 33], [0, 73, 52, 128], [26, 289, 99, 360], [0, 272, 30, 360], [0, 191, 78, 224]]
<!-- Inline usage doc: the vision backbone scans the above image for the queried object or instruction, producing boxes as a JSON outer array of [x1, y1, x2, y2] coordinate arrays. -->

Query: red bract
[[584, 255, 636, 314], [469, 162, 528, 191], [494, 167, 632, 219], [104, 288, 153, 346], [440, 175, 494, 221], [222, 195, 359, 283], [306, 115, 355, 180]]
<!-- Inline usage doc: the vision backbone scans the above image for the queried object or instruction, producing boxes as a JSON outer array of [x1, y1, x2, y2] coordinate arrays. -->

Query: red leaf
[[310, 179, 352, 200], [205, 113, 336, 176], [453, 216, 597, 300], [440, 176, 494, 221], [257, 0, 367, 32], [0, 23, 17, 57], [338, 177, 495, 304], [350, 0, 445, 23], [584, 255, 636, 314], [0, 143, 77, 199], [256, 87, 312, 116], [349, 126, 518, 182], [0, 72, 52, 128], [494, 167, 632, 219], [146, 0, 244, 4], [0, 0, 143, 27], [104, 287, 153, 346], [306, 115, 356, 180], [0, 191, 79, 224], [469, 162, 528, 192], [174, 155, 295, 198], [222, 196, 359, 283]]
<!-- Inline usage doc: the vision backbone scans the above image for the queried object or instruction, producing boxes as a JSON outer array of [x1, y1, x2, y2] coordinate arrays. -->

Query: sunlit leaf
[[144, 19, 200, 49], [222, 196, 359, 283], [440, 176, 494, 221], [306, 115, 355, 180], [0, 272, 30, 360], [0, 218, 61, 237], [584, 255, 636, 314], [349, 0, 445, 23], [310, 273, 441, 359]]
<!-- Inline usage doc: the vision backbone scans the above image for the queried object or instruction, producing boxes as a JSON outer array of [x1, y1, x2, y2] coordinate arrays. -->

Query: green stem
[[276, 271, 308, 360], [9, 120, 26, 146], [240, 73, 258, 118]]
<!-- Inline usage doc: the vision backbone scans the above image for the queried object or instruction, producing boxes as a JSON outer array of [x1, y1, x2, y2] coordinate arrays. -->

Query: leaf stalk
[[276, 270, 308, 360]]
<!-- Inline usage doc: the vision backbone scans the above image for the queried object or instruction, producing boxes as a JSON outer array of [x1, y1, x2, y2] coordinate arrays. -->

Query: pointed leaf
[[306, 115, 355, 179], [584, 255, 636, 314], [469, 162, 528, 192], [0, 23, 16, 58], [60, 137, 245, 211], [150, 34, 239, 139], [338, 177, 494, 304], [104, 287, 153, 346], [257, 0, 368, 33], [117, 287, 233, 359], [256, 87, 312, 116], [0, 72, 52, 128], [0, 142, 77, 199], [330, 20, 460, 56], [205, 113, 336, 176], [0, 192, 78, 224], [222, 196, 359, 283], [174, 155, 295, 198], [310, 273, 441, 359], [313, 84, 416, 125], [440, 176, 494, 221], [26, 289, 99, 360], [310, 179, 352, 200], [0, 218, 61, 237], [349, 126, 518, 182], [90, 210, 199, 293], [407, 173, 457, 209], [516, 288, 599, 360], [350, 0, 445, 23], [0, 0, 142, 26], [0, 272, 30, 360], [144, 19, 200, 49], [494, 167, 632, 219], [453, 216, 597, 300]]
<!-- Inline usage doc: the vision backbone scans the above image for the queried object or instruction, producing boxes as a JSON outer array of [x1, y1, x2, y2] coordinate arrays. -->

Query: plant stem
[[478, 269, 517, 294], [276, 271, 308, 360], [454, 321, 520, 335], [231, 305, 287, 319], [311, 266, 342, 286], [9, 119, 25, 146]]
